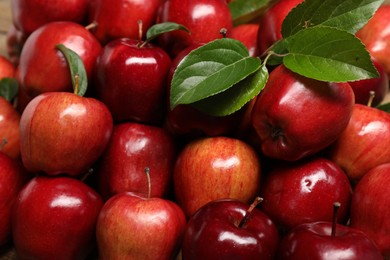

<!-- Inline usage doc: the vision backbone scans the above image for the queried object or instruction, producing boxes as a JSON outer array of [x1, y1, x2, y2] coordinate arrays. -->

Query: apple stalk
[[331, 202, 341, 237], [238, 196, 263, 228]]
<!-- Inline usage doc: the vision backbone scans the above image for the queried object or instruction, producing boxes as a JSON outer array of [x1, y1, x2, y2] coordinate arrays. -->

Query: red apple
[[0, 152, 29, 248], [182, 198, 279, 260], [94, 38, 171, 124], [11, 0, 89, 35], [356, 4, 390, 76], [0, 55, 16, 79], [18, 21, 102, 97], [96, 122, 177, 200], [173, 136, 261, 217], [231, 23, 260, 57], [5, 24, 27, 66], [19, 92, 113, 176], [156, 0, 233, 57], [88, 0, 162, 44], [327, 104, 390, 182], [0, 97, 21, 159], [260, 157, 352, 231], [251, 64, 355, 161], [96, 191, 186, 259], [350, 163, 390, 258], [12, 176, 103, 260]]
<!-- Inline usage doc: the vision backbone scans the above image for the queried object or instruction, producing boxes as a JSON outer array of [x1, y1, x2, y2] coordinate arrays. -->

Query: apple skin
[[327, 104, 390, 182], [96, 122, 177, 200], [18, 21, 102, 97], [173, 136, 261, 218], [12, 176, 103, 260], [96, 192, 186, 260], [0, 152, 30, 248], [276, 221, 383, 260], [0, 55, 16, 79], [260, 157, 352, 231], [156, 0, 233, 57], [182, 199, 279, 260], [350, 163, 390, 258], [94, 38, 171, 125], [88, 0, 162, 44], [349, 57, 389, 107], [356, 4, 390, 76], [251, 64, 355, 161], [0, 97, 21, 159], [19, 92, 113, 176], [231, 23, 260, 57]]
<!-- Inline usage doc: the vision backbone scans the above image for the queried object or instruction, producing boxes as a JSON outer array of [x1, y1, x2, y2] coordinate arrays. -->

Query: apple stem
[[85, 21, 98, 31], [220, 28, 228, 38], [144, 167, 151, 199], [238, 197, 263, 228], [73, 74, 80, 95], [0, 138, 7, 150], [331, 202, 341, 237], [367, 91, 375, 107], [80, 168, 94, 182], [138, 20, 143, 42]]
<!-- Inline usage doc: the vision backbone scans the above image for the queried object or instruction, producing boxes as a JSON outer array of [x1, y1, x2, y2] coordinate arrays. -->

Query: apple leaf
[[56, 44, 88, 97], [191, 64, 268, 116], [145, 22, 190, 44], [0, 78, 18, 102], [282, 0, 384, 38], [170, 38, 262, 110], [229, 0, 277, 25], [282, 26, 378, 82], [377, 102, 390, 113]]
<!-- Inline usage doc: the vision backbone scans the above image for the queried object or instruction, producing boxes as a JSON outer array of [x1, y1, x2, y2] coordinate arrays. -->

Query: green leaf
[[265, 39, 288, 66], [145, 22, 190, 44], [377, 102, 390, 113], [170, 38, 262, 109], [282, 0, 384, 38], [191, 64, 268, 116], [229, 0, 277, 25], [282, 26, 378, 82], [56, 44, 88, 97], [0, 78, 19, 102]]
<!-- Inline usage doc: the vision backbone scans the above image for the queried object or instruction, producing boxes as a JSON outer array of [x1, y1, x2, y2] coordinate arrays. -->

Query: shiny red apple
[[231, 23, 260, 57], [0, 97, 21, 159]]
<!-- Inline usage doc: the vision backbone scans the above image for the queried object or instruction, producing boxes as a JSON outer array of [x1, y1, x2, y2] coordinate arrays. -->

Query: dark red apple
[[19, 92, 113, 176], [96, 122, 177, 200], [182, 198, 279, 260], [12, 176, 103, 260], [156, 0, 233, 57], [18, 21, 102, 97], [260, 157, 352, 231], [350, 163, 390, 258], [0, 97, 21, 159], [96, 191, 186, 259], [231, 23, 260, 57], [94, 38, 171, 124], [88, 0, 162, 44], [251, 64, 355, 161], [173, 136, 261, 218]]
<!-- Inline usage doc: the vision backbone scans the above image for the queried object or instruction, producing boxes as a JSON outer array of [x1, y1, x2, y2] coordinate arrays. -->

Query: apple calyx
[[0, 138, 7, 150], [144, 167, 152, 199], [238, 197, 263, 228], [331, 202, 341, 237]]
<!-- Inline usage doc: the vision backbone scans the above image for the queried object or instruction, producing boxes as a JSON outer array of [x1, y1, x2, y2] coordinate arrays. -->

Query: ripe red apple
[[0, 97, 21, 159], [257, 0, 304, 56], [182, 198, 279, 260], [96, 122, 177, 200], [349, 57, 389, 106], [327, 104, 390, 182], [173, 136, 261, 217], [0, 55, 16, 79], [19, 92, 113, 176], [11, 0, 89, 35], [0, 152, 29, 248], [96, 191, 186, 259], [156, 0, 233, 57], [18, 21, 102, 97], [350, 163, 390, 258], [12, 176, 103, 260], [260, 157, 352, 231], [231, 23, 260, 57], [94, 38, 171, 124], [251, 64, 355, 161], [88, 0, 162, 44], [356, 4, 390, 76]]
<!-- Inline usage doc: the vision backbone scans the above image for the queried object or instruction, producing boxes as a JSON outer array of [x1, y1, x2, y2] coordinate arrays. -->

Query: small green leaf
[[170, 38, 262, 109], [282, 0, 384, 37], [56, 44, 88, 97], [283, 26, 378, 82], [145, 22, 190, 44], [229, 0, 277, 25], [0, 78, 19, 102], [377, 102, 390, 113], [191, 64, 268, 116]]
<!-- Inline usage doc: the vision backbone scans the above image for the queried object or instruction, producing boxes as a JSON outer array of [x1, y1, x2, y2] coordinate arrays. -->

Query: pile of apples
[[1, 0, 390, 259]]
